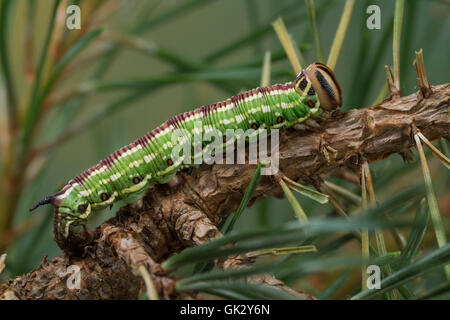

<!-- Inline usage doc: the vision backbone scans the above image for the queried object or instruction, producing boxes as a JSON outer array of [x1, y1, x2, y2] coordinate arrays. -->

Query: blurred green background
[[0, 0, 448, 298]]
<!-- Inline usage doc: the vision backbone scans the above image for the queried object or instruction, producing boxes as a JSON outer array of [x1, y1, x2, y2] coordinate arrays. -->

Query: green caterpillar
[[30, 62, 342, 253]]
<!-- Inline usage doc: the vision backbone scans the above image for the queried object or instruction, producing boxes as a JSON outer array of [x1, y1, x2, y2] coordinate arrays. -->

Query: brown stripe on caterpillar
[[101, 156, 113, 169], [274, 83, 283, 91], [74, 175, 84, 184], [160, 122, 170, 130], [230, 93, 239, 108], [285, 83, 294, 90], [315, 62, 341, 97], [200, 104, 211, 116], [193, 106, 203, 116], [314, 70, 337, 102], [166, 116, 179, 129], [104, 151, 119, 168], [236, 92, 245, 102], [151, 126, 162, 138], [212, 101, 224, 111], [176, 113, 186, 122], [233, 92, 246, 104], [257, 87, 266, 96], [300, 62, 342, 110], [144, 129, 155, 143], [135, 136, 147, 147], [52, 185, 71, 202]]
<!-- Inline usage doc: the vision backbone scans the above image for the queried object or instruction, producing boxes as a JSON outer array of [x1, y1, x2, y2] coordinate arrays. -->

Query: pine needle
[[248, 245, 317, 257], [326, 0, 355, 70], [282, 176, 329, 204], [324, 181, 361, 205], [416, 132, 450, 170], [260, 51, 271, 87], [414, 134, 450, 281], [278, 178, 308, 221], [393, 0, 405, 92], [137, 265, 159, 300], [363, 162, 399, 299], [0, 253, 6, 274], [305, 0, 324, 62], [361, 164, 370, 291], [272, 17, 302, 74]]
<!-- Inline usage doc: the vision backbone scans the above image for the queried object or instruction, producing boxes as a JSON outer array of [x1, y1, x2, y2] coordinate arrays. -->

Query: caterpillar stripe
[[30, 62, 342, 252]]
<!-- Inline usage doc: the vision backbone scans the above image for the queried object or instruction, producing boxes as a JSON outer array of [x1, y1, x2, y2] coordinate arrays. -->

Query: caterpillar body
[[30, 62, 342, 253]]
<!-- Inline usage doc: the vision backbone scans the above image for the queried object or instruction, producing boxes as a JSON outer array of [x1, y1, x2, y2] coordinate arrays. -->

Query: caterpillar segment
[[30, 62, 342, 253]]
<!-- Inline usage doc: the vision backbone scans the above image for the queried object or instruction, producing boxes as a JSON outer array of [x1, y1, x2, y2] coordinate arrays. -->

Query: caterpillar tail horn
[[29, 195, 54, 212]]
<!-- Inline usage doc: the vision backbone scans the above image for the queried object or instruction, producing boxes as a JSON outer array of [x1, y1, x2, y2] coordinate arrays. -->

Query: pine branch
[[1, 83, 449, 300]]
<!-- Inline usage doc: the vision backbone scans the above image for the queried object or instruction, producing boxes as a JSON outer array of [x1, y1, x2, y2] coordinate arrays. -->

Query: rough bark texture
[[1, 84, 449, 300]]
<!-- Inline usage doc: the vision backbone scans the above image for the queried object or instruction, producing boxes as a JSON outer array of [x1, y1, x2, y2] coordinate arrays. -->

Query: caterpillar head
[[30, 186, 93, 254], [294, 62, 342, 110]]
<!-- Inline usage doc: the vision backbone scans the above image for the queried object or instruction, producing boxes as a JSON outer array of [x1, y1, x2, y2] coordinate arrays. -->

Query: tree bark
[[1, 84, 449, 300]]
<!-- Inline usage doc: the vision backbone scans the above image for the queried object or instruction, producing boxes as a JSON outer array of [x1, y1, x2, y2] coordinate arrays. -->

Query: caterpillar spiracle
[[30, 62, 342, 253]]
